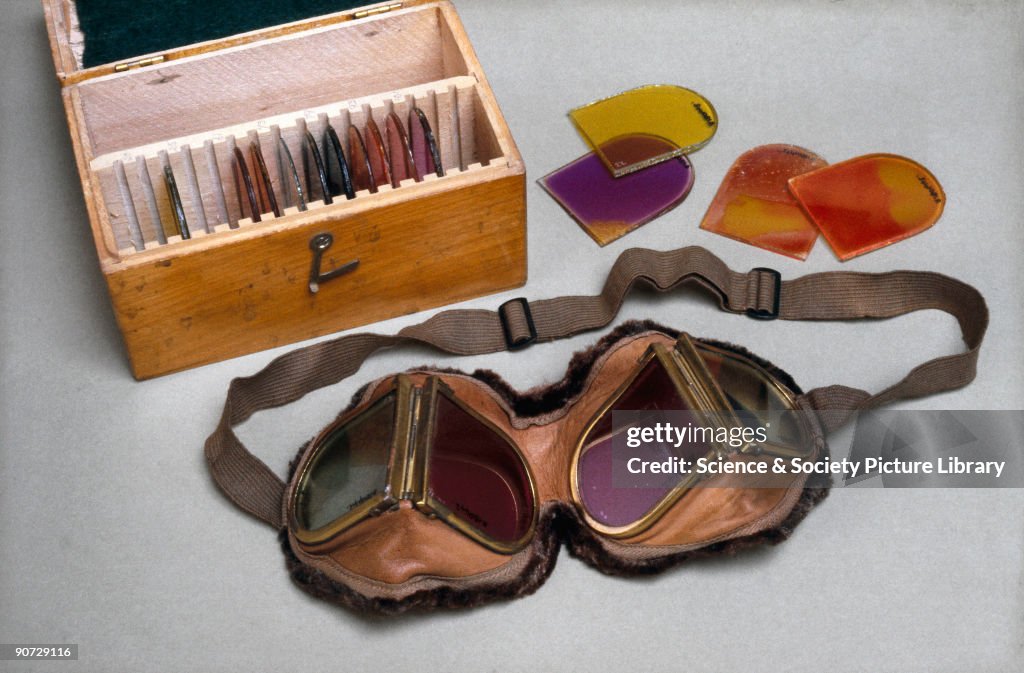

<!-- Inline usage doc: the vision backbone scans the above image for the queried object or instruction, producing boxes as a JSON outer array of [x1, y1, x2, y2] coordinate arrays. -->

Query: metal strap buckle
[[746, 267, 782, 320], [498, 297, 537, 350]]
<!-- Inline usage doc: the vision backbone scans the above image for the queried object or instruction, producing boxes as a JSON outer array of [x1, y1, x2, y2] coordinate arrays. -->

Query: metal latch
[[308, 233, 359, 294]]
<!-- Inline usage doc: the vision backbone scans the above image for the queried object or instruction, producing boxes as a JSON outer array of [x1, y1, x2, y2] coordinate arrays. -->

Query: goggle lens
[[575, 339, 810, 534], [577, 357, 711, 528], [428, 392, 534, 545], [700, 348, 806, 447], [294, 393, 396, 531]]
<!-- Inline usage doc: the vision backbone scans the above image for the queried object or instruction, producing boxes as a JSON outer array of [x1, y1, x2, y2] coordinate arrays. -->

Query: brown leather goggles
[[205, 246, 987, 613]]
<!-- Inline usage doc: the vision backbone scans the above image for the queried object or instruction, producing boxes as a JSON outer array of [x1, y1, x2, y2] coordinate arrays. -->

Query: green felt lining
[[77, 0, 370, 68]]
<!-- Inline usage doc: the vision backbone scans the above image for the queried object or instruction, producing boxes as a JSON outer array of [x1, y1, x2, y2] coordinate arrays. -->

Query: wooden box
[[43, 0, 526, 379]]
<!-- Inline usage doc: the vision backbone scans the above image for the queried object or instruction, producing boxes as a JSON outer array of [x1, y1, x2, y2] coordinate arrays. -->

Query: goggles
[[205, 246, 987, 613]]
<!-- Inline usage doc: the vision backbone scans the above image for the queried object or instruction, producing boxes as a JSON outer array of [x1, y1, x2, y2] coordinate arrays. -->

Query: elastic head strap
[[778, 271, 988, 431], [204, 246, 987, 528]]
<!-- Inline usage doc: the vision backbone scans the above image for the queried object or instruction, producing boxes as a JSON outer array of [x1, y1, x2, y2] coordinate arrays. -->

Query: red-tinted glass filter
[[385, 112, 415, 187], [787, 153, 945, 261], [410, 107, 443, 179], [347, 125, 376, 193], [249, 142, 281, 217], [364, 118, 392, 189], [232, 146, 260, 223], [427, 392, 534, 545]]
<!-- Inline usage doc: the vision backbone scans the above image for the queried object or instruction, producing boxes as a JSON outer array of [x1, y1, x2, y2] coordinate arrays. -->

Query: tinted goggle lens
[[700, 348, 806, 447], [576, 357, 711, 528], [294, 393, 396, 532], [575, 337, 809, 534], [428, 392, 534, 545], [293, 380, 535, 551]]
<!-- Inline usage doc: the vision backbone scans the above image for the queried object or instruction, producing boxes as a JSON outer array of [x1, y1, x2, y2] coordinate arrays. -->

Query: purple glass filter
[[540, 151, 695, 246]]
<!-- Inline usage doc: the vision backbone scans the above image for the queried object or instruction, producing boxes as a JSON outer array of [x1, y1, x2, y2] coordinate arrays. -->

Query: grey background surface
[[2, 0, 1023, 671]]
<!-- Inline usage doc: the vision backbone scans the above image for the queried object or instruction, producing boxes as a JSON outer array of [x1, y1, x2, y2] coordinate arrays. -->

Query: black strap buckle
[[498, 297, 537, 350], [745, 267, 782, 320]]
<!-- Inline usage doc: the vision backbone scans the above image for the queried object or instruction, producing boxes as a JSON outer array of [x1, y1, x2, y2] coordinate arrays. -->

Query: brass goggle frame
[[569, 333, 815, 539], [290, 375, 539, 555]]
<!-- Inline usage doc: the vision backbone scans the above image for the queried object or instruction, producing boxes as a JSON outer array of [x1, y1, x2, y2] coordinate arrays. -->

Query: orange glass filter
[[700, 145, 827, 260], [788, 153, 945, 261], [569, 85, 718, 177]]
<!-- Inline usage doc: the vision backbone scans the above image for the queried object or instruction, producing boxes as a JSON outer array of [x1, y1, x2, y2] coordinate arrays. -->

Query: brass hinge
[[114, 55, 166, 73], [354, 3, 402, 18]]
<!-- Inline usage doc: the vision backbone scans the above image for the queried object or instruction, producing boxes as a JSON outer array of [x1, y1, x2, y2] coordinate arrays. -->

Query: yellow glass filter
[[569, 85, 718, 177]]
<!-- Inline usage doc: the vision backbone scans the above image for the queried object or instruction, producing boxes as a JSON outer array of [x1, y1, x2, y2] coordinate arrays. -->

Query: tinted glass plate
[[569, 85, 718, 176], [540, 152, 694, 246], [700, 144, 827, 260], [788, 153, 945, 261]]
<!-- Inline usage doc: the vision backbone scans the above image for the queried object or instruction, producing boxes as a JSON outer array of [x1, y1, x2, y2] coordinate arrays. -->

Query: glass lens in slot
[[385, 112, 415, 187], [347, 125, 376, 193], [232, 146, 260, 223], [410, 107, 443, 179], [249, 142, 282, 217], [299, 131, 331, 206], [294, 393, 397, 532], [364, 118, 392, 189], [323, 124, 356, 200]]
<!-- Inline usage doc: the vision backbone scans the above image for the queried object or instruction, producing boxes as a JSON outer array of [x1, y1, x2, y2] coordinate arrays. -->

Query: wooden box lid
[[44, 0, 441, 85]]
